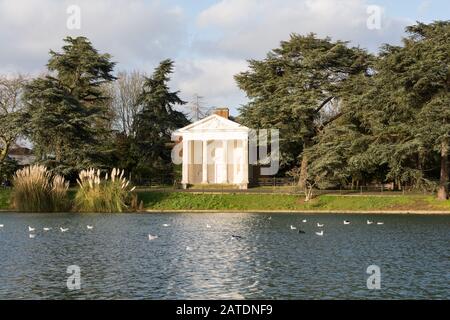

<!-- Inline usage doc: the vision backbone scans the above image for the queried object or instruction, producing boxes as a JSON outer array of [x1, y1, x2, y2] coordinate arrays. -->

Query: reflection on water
[[0, 212, 449, 299]]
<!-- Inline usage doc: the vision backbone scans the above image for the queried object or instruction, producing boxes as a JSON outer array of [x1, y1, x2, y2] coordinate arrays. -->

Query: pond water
[[0, 212, 448, 299]]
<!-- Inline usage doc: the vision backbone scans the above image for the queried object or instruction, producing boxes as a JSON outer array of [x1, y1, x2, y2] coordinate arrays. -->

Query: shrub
[[50, 175, 71, 212], [0, 157, 19, 184], [12, 165, 69, 212], [75, 168, 135, 213]]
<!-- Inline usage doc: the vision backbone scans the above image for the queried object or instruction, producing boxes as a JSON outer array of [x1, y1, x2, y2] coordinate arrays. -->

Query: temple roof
[[173, 114, 249, 135]]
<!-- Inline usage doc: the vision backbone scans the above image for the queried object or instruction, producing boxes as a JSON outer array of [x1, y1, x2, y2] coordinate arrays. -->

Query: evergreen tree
[[235, 33, 371, 188], [24, 36, 116, 176], [389, 21, 450, 199], [132, 59, 189, 179], [307, 21, 449, 199]]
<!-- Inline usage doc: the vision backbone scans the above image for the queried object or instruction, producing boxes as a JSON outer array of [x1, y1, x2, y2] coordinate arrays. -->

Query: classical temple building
[[173, 108, 249, 189]]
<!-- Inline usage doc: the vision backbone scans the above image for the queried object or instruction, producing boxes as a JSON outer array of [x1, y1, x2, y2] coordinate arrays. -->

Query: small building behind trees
[[8, 144, 35, 166]]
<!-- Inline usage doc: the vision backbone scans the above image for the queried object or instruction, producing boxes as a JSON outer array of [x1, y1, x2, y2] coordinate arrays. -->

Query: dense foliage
[[24, 37, 116, 177], [235, 33, 372, 189], [131, 59, 189, 180], [237, 21, 450, 199]]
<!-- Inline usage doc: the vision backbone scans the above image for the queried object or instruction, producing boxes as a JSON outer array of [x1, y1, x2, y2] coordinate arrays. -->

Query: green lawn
[[138, 191, 450, 212], [2, 187, 450, 212], [139, 192, 302, 210], [0, 188, 11, 209]]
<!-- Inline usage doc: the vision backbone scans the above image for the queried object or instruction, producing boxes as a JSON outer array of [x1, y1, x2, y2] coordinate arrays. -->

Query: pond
[[0, 212, 449, 299]]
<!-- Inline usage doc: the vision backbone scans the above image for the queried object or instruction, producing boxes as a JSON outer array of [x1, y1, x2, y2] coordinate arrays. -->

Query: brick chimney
[[214, 107, 229, 119]]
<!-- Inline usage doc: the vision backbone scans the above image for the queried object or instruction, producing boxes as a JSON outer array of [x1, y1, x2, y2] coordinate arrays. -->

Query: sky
[[0, 0, 449, 116]]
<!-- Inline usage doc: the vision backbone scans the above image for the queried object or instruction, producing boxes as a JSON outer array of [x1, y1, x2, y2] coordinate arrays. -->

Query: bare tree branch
[[0, 74, 28, 162], [105, 70, 145, 136]]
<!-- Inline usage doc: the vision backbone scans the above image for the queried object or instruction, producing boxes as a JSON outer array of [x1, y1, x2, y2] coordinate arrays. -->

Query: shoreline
[[3, 190, 450, 215], [2, 209, 450, 215], [142, 209, 450, 215]]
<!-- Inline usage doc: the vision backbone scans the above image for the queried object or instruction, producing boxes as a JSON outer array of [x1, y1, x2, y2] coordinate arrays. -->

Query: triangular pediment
[[174, 114, 249, 133]]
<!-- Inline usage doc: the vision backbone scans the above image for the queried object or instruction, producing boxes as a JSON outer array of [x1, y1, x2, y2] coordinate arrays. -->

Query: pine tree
[[25, 36, 116, 176], [235, 33, 371, 187], [132, 59, 189, 179], [398, 21, 450, 199], [306, 21, 449, 198]]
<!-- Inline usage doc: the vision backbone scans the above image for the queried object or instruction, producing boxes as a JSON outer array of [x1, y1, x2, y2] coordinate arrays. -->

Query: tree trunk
[[437, 138, 449, 200], [298, 138, 312, 190], [304, 184, 314, 202], [0, 139, 10, 163], [55, 137, 62, 163], [298, 153, 308, 190]]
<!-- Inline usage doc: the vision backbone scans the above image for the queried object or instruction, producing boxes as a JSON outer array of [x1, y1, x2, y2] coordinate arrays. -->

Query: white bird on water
[[29, 234, 36, 239], [87, 225, 94, 230], [290, 225, 297, 230], [148, 234, 158, 241], [315, 230, 324, 236], [317, 223, 324, 227], [43, 227, 51, 231], [0, 224, 4, 228], [28, 226, 35, 232], [163, 224, 170, 227], [377, 222, 384, 225], [367, 220, 373, 225], [60, 227, 69, 232], [343, 220, 351, 225], [302, 219, 307, 223]]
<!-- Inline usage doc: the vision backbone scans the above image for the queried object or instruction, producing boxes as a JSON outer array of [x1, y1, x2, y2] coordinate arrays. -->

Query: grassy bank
[[0, 188, 11, 209], [2, 187, 450, 212], [138, 191, 450, 212]]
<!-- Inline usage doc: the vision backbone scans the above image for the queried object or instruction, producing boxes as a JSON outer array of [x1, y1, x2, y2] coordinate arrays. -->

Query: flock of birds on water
[[0, 217, 385, 249], [288, 219, 384, 236], [0, 224, 94, 239], [151, 218, 385, 242]]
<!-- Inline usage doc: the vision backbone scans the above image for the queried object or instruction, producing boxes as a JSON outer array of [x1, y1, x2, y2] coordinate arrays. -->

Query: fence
[[132, 175, 435, 195], [250, 177, 296, 187], [133, 176, 177, 188]]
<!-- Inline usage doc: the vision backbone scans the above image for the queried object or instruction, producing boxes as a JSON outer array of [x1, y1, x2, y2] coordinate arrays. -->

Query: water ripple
[[0, 212, 448, 299]]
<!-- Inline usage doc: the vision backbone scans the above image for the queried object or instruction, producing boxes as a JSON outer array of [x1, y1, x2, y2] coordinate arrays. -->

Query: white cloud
[[197, 0, 258, 27], [0, 0, 187, 74], [173, 58, 248, 112], [196, 0, 412, 59]]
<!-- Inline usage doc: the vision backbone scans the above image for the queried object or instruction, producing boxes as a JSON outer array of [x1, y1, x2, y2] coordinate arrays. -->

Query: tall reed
[[50, 175, 70, 212], [12, 165, 70, 212], [75, 168, 135, 213]]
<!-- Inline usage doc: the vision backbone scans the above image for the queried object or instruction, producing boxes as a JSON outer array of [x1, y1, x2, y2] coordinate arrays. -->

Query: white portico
[[173, 109, 249, 189]]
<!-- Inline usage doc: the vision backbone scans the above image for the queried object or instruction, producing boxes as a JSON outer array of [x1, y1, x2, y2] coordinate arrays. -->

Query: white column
[[181, 138, 189, 187], [202, 140, 208, 184], [242, 138, 249, 188], [223, 140, 228, 183]]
